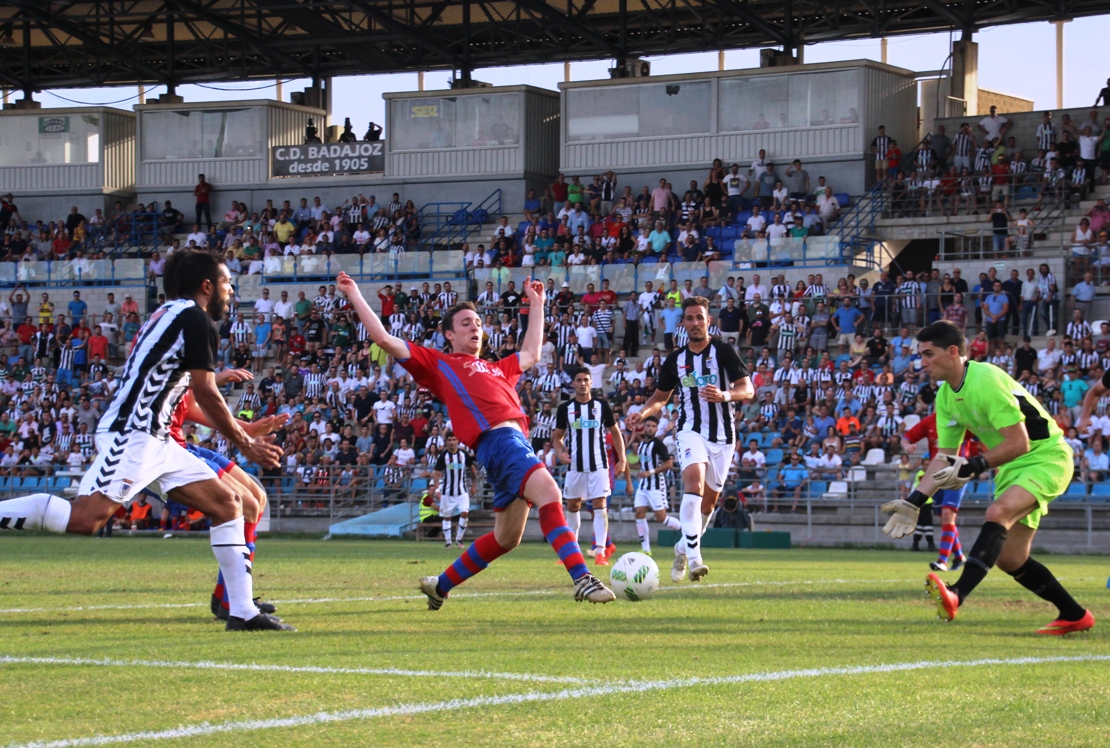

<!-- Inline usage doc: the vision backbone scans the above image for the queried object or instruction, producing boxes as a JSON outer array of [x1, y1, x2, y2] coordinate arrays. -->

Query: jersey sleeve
[[497, 352, 523, 385], [434, 453, 446, 472], [934, 392, 967, 451], [716, 341, 748, 381], [555, 402, 569, 430], [657, 350, 682, 392], [600, 399, 615, 428], [1101, 368, 1110, 389], [180, 307, 217, 372], [653, 440, 670, 462], [976, 373, 1026, 433], [398, 341, 440, 387], [903, 418, 928, 445]]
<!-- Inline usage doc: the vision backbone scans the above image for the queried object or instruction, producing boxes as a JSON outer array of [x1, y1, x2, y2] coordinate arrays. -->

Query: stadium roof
[[0, 0, 1105, 90]]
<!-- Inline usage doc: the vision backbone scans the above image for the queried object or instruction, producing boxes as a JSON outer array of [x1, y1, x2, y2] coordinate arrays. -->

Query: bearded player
[[628, 297, 754, 582], [882, 321, 1093, 634], [338, 271, 615, 608]]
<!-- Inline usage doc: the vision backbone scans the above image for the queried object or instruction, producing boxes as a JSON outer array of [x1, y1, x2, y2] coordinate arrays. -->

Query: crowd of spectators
[[875, 109, 1110, 254], [461, 162, 844, 273], [0, 179, 422, 274], [3, 244, 1109, 520]]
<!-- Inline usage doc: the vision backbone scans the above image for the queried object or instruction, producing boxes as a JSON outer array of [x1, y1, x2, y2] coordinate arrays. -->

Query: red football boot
[[926, 573, 959, 621], [1036, 610, 1095, 635]]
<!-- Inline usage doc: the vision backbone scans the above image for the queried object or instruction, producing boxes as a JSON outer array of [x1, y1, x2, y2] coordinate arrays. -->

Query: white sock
[[702, 509, 717, 532], [679, 493, 703, 564], [210, 517, 259, 620], [664, 515, 682, 531], [567, 510, 581, 540], [442, 520, 452, 545], [0, 493, 71, 533], [592, 509, 608, 551], [635, 518, 650, 551], [456, 516, 468, 543]]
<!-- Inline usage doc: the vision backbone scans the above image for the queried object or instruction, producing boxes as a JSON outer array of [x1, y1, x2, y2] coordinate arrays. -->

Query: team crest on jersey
[[462, 359, 506, 379]]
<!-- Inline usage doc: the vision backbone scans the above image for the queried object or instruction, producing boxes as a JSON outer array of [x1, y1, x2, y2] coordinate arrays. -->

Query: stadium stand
[[4, 89, 1110, 548]]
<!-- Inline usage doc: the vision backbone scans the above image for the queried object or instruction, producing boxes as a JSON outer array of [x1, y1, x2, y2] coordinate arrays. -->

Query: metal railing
[[0, 257, 148, 287], [415, 188, 502, 252], [257, 250, 466, 282]]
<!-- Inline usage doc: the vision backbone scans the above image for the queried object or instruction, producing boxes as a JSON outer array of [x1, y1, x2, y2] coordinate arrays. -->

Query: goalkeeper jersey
[[934, 361, 1062, 454]]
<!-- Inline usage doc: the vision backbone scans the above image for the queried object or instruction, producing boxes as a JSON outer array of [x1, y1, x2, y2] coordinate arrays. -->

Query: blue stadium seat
[[744, 433, 762, 447], [765, 431, 781, 443], [0, 476, 9, 492], [613, 479, 627, 495], [706, 226, 723, 239], [733, 211, 752, 227], [410, 479, 428, 491], [1064, 482, 1089, 499], [808, 481, 828, 497], [765, 468, 779, 482], [834, 192, 850, 207], [281, 477, 294, 493], [765, 449, 784, 465], [1090, 483, 1110, 501]]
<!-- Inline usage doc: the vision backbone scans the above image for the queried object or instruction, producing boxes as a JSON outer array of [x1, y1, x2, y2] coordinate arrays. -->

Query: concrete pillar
[[718, 50, 725, 71], [950, 39, 978, 117], [275, 78, 283, 102], [1055, 20, 1067, 109], [564, 61, 571, 82], [417, 70, 425, 91], [881, 37, 888, 65]]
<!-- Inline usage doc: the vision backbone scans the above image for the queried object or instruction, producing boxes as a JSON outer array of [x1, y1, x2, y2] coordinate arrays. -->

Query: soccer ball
[[609, 552, 659, 602]]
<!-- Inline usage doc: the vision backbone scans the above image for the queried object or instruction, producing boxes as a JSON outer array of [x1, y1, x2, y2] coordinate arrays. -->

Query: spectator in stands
[[193, 174, 212, 227]]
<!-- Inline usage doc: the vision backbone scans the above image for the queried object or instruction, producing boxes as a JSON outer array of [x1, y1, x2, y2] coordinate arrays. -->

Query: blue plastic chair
[[808, 481, 828, 497], [765, 449, 784, 466], [1064, 482, 1090, 499]]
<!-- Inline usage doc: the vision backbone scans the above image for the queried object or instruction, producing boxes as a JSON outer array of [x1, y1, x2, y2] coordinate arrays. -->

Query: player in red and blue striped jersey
[[903, 412, 982, 572], [337, 272, 615, 609]]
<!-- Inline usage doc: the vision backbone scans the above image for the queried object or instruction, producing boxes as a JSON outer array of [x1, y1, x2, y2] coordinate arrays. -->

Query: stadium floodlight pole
[[335, 271, 615, 608], [881, 320, 1093, 635]]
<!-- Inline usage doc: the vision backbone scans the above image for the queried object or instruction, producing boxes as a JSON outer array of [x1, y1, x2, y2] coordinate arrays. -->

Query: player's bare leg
[[590, 497, 610, 565], [672, 462, 717, 582], [635, 505, 681, 555], [928, 485, 1091, 632], [565, 497, 585, 558]]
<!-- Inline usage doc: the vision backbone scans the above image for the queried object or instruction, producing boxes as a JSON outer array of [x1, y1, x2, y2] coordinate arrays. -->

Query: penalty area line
[[0, 655, 590, 685], [4, 654, 1108, 748]]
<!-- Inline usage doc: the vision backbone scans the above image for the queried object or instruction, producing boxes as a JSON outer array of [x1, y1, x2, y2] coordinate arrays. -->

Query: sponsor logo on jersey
[[680, 373, 718, 387], [462, 359, 506, 379], [570, 418, 601, 429]]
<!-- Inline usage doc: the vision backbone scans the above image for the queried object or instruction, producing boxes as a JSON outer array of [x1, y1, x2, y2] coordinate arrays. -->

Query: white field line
[[0, 655, 588, 685], [4, 655, 1108, 748], [0, 577, 917, 615]]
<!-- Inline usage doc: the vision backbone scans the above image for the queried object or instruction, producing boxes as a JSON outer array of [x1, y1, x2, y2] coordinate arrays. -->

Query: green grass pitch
[[1, 536, 1108, 747]]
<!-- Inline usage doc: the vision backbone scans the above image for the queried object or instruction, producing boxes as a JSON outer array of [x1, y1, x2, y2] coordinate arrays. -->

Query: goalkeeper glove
[[932, 455, 988, 491], [881, 499, 920, 539]]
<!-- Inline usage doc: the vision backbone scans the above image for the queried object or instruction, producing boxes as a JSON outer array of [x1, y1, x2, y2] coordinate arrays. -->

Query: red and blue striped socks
[[540, 503, 589, 581], [937, 523, 963, 565], [437, 532, 509, 596]]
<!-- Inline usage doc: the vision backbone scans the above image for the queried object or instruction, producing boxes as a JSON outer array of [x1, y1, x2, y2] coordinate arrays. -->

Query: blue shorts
[[185, 443, 236, 478], [475, 427, 545, 511], [933, 487, 965, 512]]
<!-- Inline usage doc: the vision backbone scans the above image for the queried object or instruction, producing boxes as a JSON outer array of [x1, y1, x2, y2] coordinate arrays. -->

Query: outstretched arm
[[518, 276, 546, 371], [337, 272, 408, 360], [628, 387, 674, 425], [1077, 375, 1109, 433]]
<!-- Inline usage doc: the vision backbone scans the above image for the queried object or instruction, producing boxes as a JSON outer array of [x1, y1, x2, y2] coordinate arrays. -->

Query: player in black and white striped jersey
[[552, 368, 627, 566], [431, 433, 477, 548], [628, 296, 754, 583], [0, 250, 289, 631], [632, 417, 682, 555]]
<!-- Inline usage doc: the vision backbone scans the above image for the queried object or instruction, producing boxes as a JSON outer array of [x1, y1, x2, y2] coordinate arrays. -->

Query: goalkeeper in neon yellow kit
[[881, 321, 1094, 635]]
